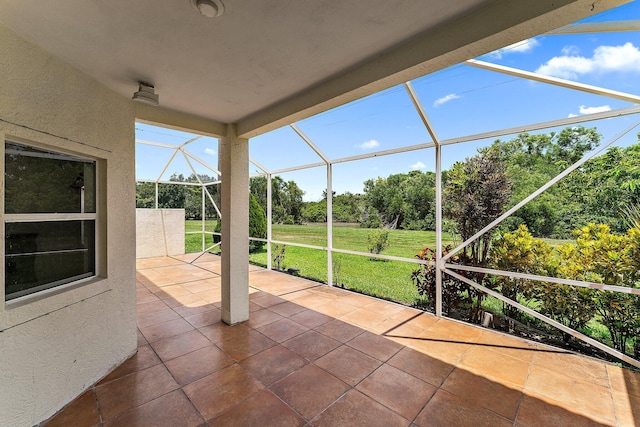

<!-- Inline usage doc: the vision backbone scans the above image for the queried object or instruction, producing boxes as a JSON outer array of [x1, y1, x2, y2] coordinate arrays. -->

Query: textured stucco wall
[[136, 209, 186, 258], [0, 24, 137, 426]]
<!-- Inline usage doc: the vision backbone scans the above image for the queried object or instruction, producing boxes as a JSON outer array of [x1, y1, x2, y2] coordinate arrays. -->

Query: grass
[[185, 221, 453, 305]]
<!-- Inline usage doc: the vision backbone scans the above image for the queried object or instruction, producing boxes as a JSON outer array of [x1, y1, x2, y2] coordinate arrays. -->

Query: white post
[[219, 125, 250, 325], [201, 186, 206, 252], [267, 173, 273, 270], [154, 182, 159, 209], [327, 164, 333, 286], [435, 144, 443, 317]]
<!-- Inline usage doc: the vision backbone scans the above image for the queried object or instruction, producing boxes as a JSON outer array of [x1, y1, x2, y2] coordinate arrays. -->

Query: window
[[4, 141, 97, 301]]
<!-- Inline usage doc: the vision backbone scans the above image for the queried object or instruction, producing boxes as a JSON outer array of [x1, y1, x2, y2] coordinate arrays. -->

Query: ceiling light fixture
[[132, 82, 159, 106], [191, 0, 225, 18]]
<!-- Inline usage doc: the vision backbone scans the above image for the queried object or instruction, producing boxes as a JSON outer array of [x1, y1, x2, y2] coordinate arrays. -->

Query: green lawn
[[185, 221, 453, 304]]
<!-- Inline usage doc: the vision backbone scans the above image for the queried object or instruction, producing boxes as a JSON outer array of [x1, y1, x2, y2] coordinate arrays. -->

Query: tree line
[[136, 126, 640, 240]]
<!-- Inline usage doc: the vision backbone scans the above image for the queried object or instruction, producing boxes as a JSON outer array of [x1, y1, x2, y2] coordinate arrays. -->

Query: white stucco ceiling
[[0, 0, 628, 137]]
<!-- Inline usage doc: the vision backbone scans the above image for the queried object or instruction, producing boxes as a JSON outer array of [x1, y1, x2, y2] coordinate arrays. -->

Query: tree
[[363, 170, 436, 230], [250, 176, 305, 224], [214, 193, 268, 253], [249, 193, 267, 253], [443, 147, 513, 319]]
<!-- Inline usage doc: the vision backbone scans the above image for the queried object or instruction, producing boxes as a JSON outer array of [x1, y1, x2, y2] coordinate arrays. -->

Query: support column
[[219, 125, 249, 325]]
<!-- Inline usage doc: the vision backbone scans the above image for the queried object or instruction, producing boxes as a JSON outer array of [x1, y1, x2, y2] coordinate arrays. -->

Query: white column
[[219, 125, 249, 325]]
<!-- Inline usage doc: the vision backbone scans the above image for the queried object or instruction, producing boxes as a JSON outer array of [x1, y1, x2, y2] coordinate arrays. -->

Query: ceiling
[[0, 0, 627, 137]]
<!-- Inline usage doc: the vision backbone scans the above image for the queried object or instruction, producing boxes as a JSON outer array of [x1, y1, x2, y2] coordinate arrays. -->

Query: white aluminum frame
[[135, 18, 640, 367]]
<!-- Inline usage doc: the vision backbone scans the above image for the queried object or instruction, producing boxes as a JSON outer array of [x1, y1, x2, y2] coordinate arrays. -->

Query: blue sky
[[136, 1, 640, 202]]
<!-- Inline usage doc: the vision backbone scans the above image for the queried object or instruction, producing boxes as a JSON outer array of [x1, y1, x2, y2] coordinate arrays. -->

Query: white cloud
[[489, 38, 539, 58], [433, 94, 460, 107], [359, 139, 380, 150], [536, 42, 640, 79], [204, 148, 216, 156], [410, 161, 426, 170], [568, 105, 611, 117], [579, 105, 611, 115], [561, 45, 580, 56]]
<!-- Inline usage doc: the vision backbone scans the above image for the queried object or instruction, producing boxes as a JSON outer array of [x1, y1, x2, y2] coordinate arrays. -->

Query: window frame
[[3, 139, 100, 302]]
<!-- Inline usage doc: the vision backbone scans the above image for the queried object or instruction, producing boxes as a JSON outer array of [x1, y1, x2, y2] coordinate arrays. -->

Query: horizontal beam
[[136, 104, 227, 138], [447, 264, 640, 295]]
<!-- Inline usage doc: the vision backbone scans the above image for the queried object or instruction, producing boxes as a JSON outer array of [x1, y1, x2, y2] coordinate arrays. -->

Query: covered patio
[[45, 255, 640, 426], [2, 0, 640, 425]]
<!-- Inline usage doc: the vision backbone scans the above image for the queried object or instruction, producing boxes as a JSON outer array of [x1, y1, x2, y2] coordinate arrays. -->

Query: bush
[[211, 194, 268, 254], [367, 229, 389, 257], [249, 193, 267, 253]]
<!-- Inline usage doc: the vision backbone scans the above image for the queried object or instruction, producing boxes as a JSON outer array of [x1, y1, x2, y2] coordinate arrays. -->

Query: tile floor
[[44, 253, 640, 426]]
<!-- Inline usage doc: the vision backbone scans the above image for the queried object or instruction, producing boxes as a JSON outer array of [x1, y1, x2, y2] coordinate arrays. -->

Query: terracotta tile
[[245, 309, 283, 328], [313, 300, 358, 318], [282, 330, 341, 361], [441, 368, 521, 421], [151, 329, 211, 362], [408, 333, 471, 364], [104, 390, 203, 427], [357, 363, 437, 420], [405, 313, 440, 330], [314, 319, 363, 343], [607, 364, 640, 397], [137, 307, 182, 328], [516, 392, 611, 427], [459, 346, 530, 388], [99, 345, 161, 385], [315, 345, 382, 386], [312, 389, 408, 427], [525, 365, 615, 424], [474, 330, 536, 363], [209, 389, 306, 427], [44, 390, 100, 427], [422, 319, 483, 342], [611, 391, 640, 427], [139, 317, 194, 343], [362, 299, 407, 318], [240, 345, 307, 386], [269, 364, 349, 420], [217, 329, 277, 361], [267, 301, 307, 317], [165, 345, 234, 386], [347, 331, 402, 362], [184, 308, 222, 328], [286, 292, 334, 309], [95, 364, 179, 421], [532, 351, 609, 388], [257, 318, 309, 343], [163, 292, 208, 308], [183, 364, 264, 421], [137, 329, 148, 347], [136, 296, 166, 312], [173, 303, 217, 318], [387, 347, 454, 387], [341, 308, 386, 330], [289, 310, 333, 329], [415, 389, 512, 427], [198, 322, 251, 345], [251, 293, 287, 308]]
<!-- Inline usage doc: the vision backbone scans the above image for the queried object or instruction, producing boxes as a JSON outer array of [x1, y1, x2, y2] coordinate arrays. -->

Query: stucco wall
[[136, 208, 186, 258], [0, 24, 137, 426]]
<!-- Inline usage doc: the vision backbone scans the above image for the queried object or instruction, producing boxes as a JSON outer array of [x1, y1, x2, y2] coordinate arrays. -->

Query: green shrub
[[249, 193, 267, 253], [367, 229, 389, 256], [211, 194, 268, 254]]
